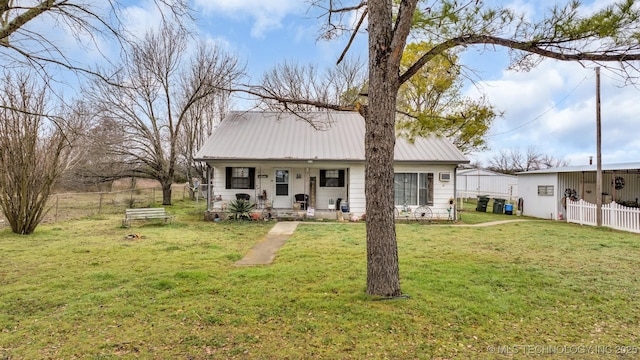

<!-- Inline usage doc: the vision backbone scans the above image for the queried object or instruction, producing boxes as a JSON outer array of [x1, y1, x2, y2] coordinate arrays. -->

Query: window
[[275, 170, 289, 196], [394, 172, 433, 206], [225, 167, 255, 189], [320, 169, 345, 187], [538, 185, 554, 196]]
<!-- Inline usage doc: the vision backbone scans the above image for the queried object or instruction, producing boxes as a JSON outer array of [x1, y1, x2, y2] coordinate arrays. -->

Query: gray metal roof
[[457, 168, 517, 178], [517, 162, 640, 175], [194, 111, 469, 163]]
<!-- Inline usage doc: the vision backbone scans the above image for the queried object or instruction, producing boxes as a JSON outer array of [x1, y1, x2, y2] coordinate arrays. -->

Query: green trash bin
[[476, 196, 489, 212], [493, 198, 505, 214]]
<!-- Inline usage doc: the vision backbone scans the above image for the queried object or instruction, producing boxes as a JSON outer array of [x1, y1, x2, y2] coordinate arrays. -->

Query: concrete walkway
[[234, 219, 529, 266], [234, 221, 300, 266], [456, 219, 530, 227]]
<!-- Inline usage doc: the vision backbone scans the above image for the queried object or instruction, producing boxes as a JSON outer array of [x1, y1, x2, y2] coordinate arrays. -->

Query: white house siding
[[206, 161, 458, 218], [208, 161, 355, 212], [346, 164, 366, 216], [394, 163, 458, 219], [518, 173, 560, 219]]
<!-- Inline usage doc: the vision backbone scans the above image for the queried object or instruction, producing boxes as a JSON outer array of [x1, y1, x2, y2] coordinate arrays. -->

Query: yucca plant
[[227, 199, 255, 220]]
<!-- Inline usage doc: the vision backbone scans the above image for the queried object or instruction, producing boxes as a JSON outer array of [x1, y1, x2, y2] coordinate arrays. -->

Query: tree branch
[[238, 84, 358, 112], [389, 0, 418, 66], [400, 34, 640, 85], [336, 7, 367, 65]]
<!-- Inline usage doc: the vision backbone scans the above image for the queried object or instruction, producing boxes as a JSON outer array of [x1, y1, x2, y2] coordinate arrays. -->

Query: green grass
[[456, 198, 523, 224], [1, 201, 640, 359]]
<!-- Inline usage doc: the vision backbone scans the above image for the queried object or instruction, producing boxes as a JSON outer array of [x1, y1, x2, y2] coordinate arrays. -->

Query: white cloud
[[465, 55, 640, 167], [194, 0, 304, 38], [121, 0, 166, 38]]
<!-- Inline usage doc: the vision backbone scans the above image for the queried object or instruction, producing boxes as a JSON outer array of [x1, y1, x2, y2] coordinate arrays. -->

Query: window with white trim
[[225, 167, 255, 189], [394, 172, 434, 206], [320, 169, 345, 187], [537, 185, 554, 196]]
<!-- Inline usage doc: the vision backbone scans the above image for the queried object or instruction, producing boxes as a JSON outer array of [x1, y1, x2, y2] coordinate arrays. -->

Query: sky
[[9, 0, 639, 168], [181, 0, 640, 168]]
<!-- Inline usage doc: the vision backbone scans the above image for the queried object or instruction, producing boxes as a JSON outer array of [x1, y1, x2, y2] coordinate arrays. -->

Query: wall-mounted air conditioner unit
[[439, 172, 451, 182]]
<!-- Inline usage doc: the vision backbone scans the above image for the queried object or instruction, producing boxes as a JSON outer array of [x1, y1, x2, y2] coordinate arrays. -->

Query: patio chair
[[294, 194, 309, 210]]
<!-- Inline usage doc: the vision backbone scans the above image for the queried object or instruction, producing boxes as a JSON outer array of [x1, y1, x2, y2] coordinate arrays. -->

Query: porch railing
[[566, 199, 640, 234]]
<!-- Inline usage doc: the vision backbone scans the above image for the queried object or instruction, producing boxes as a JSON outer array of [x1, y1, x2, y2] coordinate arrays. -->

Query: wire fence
[[0, 186, 195, 229]]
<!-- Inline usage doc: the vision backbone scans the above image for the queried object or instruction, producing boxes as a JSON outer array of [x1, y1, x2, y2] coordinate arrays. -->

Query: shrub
[[226, 199, 255, 220]]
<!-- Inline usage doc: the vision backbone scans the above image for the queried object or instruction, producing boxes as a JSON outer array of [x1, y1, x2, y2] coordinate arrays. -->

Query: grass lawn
[[1, 201, 640, 359]]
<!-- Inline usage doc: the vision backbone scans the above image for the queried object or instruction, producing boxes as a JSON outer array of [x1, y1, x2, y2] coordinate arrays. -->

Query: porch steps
[[273, 210, 307, 221]]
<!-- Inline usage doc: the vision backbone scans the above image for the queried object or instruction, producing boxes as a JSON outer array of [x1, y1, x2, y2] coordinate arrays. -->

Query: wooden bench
[[122, 208, 174, 227]]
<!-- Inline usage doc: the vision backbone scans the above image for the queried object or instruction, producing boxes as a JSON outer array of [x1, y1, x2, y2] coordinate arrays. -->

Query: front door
[[273, 169, 290, 208]]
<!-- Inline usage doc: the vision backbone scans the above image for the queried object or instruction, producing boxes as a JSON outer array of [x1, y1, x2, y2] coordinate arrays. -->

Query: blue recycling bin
[[504, 203, 514, 215]]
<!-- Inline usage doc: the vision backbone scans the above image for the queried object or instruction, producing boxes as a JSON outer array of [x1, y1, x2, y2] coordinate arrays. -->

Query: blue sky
[[10, 0, 638, 168], [182, 0, 639, 167]]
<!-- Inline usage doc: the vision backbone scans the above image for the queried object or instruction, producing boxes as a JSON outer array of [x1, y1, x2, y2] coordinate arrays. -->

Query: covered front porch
[[201, 162, 360, 219]]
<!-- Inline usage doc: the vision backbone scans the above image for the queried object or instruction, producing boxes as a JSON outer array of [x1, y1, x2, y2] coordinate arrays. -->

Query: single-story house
[[194, 111, 469, 219], [456, 168, 518, 200], [517, 162, 640, 220]]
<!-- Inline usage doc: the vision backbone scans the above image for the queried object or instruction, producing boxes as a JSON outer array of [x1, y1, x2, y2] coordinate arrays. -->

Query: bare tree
[[324, 56, 368, 106], [254, 56, 367, 113], [540, 154, 569, 169], [88, 21, 243, 205], [0, 74, 82, 234], [0, 1, 189, 82], [0, 1, 191, 233], [61, 109, 131, 191], [180, 73, 235, 196], [489, 146, 569, 174], [488, 149, 515, 174], [248, 0, 640, 297], [258, 62, 332, 112]]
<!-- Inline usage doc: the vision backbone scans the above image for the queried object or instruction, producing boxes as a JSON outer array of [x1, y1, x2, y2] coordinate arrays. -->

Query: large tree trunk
[[161, 181, 172, 206], [364, 0, 401, 297]]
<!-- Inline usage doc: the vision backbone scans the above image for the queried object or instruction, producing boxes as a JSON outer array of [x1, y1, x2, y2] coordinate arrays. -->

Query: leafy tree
[[248, 0, 640, 297], [396, 42, 498, 154]]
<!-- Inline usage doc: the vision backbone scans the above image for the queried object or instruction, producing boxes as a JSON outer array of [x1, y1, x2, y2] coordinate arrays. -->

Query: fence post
[[99, 193, 103, 214], [609, 202, 615, 229], [55, 195, 59, 223]]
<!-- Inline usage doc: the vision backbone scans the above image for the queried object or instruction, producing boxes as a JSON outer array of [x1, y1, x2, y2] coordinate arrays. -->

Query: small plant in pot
[[227, 199, 255, 220]]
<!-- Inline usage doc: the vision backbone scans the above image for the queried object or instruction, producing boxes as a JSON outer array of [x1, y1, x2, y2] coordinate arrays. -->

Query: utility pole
[[595, 67, 602, 226]]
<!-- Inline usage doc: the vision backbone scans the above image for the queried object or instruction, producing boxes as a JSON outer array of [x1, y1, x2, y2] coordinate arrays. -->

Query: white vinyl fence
[[566, 199, 640, 234]]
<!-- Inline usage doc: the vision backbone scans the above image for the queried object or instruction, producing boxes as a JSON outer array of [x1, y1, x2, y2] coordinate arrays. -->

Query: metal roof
[[517, 162, 640, 175], [194, 111, 469, 163], [457, 168, 517, 178]]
